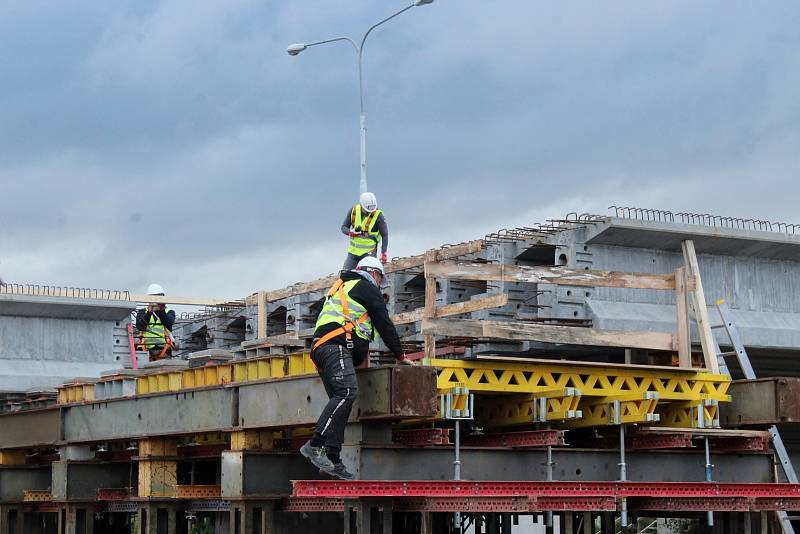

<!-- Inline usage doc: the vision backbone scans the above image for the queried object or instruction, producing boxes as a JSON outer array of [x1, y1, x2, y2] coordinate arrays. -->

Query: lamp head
[[414, 0, 434, 5], [287, 43, 308, 56]]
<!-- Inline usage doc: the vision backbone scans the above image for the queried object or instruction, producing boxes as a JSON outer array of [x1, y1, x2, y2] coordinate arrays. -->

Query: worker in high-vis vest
[[300, 256, 409, 480], [135, 283, 176, 361], [341, 192, 389, 270]]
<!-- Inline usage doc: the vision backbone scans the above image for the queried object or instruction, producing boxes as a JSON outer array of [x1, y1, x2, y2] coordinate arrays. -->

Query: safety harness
[[312, 278, 371, 352], [351, 206, 380, 233], [137, 311, 174, 360]]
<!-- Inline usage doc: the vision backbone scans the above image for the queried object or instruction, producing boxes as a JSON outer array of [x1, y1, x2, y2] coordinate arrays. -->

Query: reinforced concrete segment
[[0, 294, 134, 392], [0, 294, 134, 321], [584, 217, 800, 260]]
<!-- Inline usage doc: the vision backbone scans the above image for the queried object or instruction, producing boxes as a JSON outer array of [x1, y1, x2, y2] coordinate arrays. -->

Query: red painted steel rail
[[293, 481, 800, 498], [289, 481, 800, 512]]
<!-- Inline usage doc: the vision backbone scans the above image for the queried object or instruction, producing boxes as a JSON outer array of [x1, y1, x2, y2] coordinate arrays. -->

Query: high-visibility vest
[[313, 279, 374, 351], [141, 309, 172, 349], [348, 205, 383, 256]]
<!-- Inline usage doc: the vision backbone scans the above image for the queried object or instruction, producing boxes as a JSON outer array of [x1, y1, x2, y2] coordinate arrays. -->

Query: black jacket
[[341, 208, 389, 254], [314, 270, 403, 365], [136, 307, 176, 334]]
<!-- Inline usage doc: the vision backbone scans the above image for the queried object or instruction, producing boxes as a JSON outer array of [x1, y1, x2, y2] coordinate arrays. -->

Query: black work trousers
[[342, 250, 376, 271], [311, 343, 359, 455]]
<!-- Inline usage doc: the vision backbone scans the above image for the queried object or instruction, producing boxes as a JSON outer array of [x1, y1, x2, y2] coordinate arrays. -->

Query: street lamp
[[287, 0, 435, 195]]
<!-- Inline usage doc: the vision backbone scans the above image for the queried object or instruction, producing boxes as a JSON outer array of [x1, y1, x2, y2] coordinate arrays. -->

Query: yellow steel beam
[[427, 358, 730, 402], [659, 399, 720, 429]]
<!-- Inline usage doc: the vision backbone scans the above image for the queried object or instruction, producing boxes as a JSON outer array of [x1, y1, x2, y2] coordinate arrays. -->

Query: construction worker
[[341, 192, 389, 270], [135, 283, 176, 361], [300, 256, 409, 480]]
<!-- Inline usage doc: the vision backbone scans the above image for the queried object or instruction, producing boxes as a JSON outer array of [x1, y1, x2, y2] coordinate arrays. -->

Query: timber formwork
[[2, 227, 800, 532]]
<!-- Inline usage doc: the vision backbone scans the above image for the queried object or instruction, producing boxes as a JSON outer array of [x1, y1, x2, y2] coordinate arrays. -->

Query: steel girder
[[428, 358, 730, 428]]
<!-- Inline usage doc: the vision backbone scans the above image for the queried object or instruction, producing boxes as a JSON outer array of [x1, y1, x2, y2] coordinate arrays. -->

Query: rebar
[[610, 205, 799, 234], [0, 283, 130, 300]]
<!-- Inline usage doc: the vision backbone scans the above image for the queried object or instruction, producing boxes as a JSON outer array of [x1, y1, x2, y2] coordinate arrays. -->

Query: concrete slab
[[585, 218, 800, 260], [0, 295, 134, 320]]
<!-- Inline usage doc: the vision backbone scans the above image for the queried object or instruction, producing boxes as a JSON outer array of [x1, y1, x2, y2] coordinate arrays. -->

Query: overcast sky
[[0, 1, 798, 298]]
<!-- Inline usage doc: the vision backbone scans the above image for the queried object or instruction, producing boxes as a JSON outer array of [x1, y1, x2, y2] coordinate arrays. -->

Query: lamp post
[[288, 0, 434, 195]]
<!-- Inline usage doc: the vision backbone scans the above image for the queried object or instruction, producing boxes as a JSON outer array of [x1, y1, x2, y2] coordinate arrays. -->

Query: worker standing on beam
[[341, 192, 389, 270], [301, 256, 409, 480], [135, 283, 176, 361]]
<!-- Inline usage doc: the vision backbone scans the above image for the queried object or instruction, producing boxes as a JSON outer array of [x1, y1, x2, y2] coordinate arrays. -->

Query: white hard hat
[[146, 283, 166, 296], [356, 256, 385, 276], [360, 192, 378, 213]]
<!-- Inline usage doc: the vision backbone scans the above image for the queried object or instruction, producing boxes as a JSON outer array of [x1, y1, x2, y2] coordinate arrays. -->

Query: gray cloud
[[1, 0, 798, 297]]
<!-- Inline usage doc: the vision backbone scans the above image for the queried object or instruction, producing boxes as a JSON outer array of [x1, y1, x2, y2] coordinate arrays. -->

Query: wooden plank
[[387, 240, 483, 272], [240, 330, 314, 349], [675, 267, 692, 368], [245, 240, 485, 305], [681, 240, 720, 373], [426, 261, 676, 290], [257, 292, 267, 340], [424, 251, 438, 360], [637, 426, 770, 438], [392, 293, 510, 325], [421, 318, 676, 351], [130, 294, 244, 306]]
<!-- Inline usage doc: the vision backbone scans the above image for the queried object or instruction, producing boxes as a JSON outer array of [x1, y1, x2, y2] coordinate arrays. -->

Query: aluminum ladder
[[714, 299, 797, 534]]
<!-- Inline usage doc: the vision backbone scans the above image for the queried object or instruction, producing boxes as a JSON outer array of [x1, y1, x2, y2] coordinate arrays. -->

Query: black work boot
[[324, 462, 355, 480], [300, 441, 334, 471]]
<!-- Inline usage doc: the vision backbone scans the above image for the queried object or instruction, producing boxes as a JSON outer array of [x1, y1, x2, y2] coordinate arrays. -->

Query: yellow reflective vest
[[314, 279, 374, 350], [348, 205, 383, 256], [141, 309, 172, 349]]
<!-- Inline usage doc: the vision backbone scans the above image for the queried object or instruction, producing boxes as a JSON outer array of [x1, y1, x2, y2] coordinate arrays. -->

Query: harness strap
[[313, 281, 370, 351]]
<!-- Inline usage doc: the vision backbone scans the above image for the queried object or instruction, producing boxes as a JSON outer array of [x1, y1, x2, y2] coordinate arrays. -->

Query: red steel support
[[393, 428, 452, 446], [96, 488, 134, 501], [291, 481, 800, 512], [708, 436, 770, 452], [462, 430, 566, 448], [403, 346, 466, 361], [292, 480, 800, 499], [281, 496, 616, 513], [626, 433, 694, 450]]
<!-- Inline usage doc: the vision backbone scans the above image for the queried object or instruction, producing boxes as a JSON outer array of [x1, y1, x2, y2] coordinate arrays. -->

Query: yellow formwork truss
[[426, 358, 730, 429]]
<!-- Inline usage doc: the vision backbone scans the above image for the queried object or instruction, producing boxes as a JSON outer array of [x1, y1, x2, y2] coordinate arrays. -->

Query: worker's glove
[[380, 252, 388, 264], [348, 231, 360, 238], [397, 354, 415, 365]]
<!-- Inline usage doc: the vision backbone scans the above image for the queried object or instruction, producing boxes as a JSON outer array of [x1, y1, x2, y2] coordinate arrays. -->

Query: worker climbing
[[341, 191, 389, 270], [301, 256, 409, 480], [135, 283, 176, 361]]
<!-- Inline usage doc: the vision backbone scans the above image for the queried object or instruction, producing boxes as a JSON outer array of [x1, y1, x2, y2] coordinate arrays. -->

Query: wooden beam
[[421, 318, 676, 352], [386, 240, 483, 273], [675, 267, 692, 368], [257, 291, 267, 340], [426, 261, 676, 290], [245, 240, 485, 305], [241, 330, 314, 349], [130, 294, 244, 306], [423, 251, 438, 360], [681, 240, 720, 373], [392, 293, 510, 325]]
